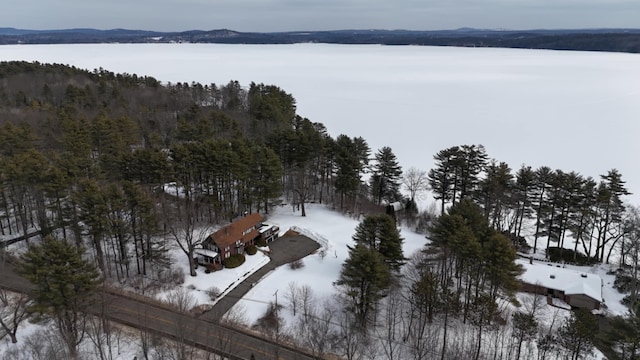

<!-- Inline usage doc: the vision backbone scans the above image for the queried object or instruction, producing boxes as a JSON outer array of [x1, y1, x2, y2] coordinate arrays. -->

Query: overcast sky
[[3, 0, 639, 32]]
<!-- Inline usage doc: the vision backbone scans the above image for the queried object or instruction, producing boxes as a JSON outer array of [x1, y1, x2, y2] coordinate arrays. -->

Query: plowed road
[[0, 234, 322, 360]]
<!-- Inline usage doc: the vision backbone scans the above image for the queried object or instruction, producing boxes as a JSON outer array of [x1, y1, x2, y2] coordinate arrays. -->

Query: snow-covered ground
[[162, 246, 271, 306], [231, 204, 427, 321], [157, 203, 427, 320]]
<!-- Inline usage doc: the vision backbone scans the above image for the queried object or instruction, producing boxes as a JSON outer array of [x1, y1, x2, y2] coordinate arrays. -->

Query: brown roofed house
[[196, 213, 264, 269]]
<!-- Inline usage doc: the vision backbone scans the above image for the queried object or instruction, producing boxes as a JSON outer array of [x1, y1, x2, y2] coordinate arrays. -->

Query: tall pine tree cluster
[[428, 143, 630, 263], [337, 214, 404, 325]]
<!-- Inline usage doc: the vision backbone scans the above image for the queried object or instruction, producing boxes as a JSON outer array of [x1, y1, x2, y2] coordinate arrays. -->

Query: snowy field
[[228, 204, 427, 320], [1, 43, 639, 206], [162, 203, 427, 320]]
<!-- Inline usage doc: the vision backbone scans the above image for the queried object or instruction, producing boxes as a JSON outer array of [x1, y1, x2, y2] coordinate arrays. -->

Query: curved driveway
[[200, 234, 321, 321]]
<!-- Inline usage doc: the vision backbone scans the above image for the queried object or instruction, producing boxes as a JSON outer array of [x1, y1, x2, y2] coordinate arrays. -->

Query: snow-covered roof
[[259, 224, 276, 234], [516, 259, 602, 302], [195, 249, 219, 258]]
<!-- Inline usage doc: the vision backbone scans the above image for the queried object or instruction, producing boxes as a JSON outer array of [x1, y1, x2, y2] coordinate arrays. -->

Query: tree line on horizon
[[1, 60, 640, 359]]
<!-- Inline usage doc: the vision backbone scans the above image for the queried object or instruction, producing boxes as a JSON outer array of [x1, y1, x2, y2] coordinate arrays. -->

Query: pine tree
[[334, 135, 361, 210], [482, 231, 523, 300], [513, 165, 536, 239], [532, 166, 553, 253], [19, 236, 101, 359], [512, 311, 538, 360], [456, 144, 488, 202], [336, 243, 390, 326], [250, 144, 283, 214], [603, 309, 640, 360], [370, 146, 402, 205], [596, 169, 631, 263], [478, 160, 514, 229], [557, 308, 598, 360], [352, 214, 405, 271]]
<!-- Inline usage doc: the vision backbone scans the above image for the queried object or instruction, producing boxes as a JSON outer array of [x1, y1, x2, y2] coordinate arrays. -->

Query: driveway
[[199, 234, 321, 322]]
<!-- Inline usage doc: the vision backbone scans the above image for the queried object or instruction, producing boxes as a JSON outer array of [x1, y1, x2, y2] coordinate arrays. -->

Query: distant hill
[[2, 27, 640, 53]]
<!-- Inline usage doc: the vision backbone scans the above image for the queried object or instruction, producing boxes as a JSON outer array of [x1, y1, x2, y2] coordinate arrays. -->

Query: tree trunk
[[440, 306, 448, 360], [188, 248, 197, 276]]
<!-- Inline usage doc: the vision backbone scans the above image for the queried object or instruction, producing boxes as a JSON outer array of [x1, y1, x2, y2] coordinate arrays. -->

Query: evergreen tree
[[596, 169, 630, 263], [482, 231, 523, 300], [409, 265, 440, 324], [19, 236, 101, 360], [557, 308, 598, 360], [336, 243, 390, 326], [512, 311, 538, 360], [428, 145, 487, 214], [74, 179, 109, 273], [478, 160, 514, 230], [428, 146, 459, 214], [122, 181, 167, 276], [532, 166, 553, 253], [352, 214, 405, 271], [249, 144, 283, 214], [352, 136, 371, 180], [455, 144, 488, 202], [513, 165, 536, 239], [603, 309, 640, 360], [369, 146, 402, 205], [571, 176, 598, 258], [248, 82, 296, 127], [334, 135, 361, 210]]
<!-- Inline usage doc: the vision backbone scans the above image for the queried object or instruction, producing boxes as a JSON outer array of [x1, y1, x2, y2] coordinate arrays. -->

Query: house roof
[[516, 259, 602, 302], [208, 213, 263, 250]]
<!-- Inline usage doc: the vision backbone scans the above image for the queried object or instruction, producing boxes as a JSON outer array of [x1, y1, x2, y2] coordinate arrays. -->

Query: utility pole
[[274, 289, 279, 339], [274, 289, 278, 308]]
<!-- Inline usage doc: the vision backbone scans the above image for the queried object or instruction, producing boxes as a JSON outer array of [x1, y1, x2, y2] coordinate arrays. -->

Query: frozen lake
[[2, 43, 639, 204]]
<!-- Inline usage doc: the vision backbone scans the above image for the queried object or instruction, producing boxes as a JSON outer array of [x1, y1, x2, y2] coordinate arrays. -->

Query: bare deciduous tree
[[165, 288, 198, 360], [284, 281, 300, 317], [376, 287, 406, 360], [221, 303, 248, 328], [335, 307, 368, 360], [0, 289, 31, 343], [299, 284, 314, 322], [165, 288, 197, 313], [402, 167, 429, 202], [293, 294, 337, 359], [164, 195, 212, 277]]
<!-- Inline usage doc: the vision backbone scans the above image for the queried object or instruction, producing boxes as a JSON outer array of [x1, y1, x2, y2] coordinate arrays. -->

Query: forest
[[1, 60, 640, 360], [2, 28, 640, 54]]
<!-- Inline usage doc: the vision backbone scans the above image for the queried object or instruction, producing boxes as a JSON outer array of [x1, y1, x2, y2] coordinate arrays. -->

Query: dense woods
[[2, 28, 640, 54], [1, 60, 639, 359]]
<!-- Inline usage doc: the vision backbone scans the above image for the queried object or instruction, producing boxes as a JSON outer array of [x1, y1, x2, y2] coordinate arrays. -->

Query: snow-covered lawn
[[160, 246, 271, 306], [159, 202, 427, 320], [227, 203, 428, 322]]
